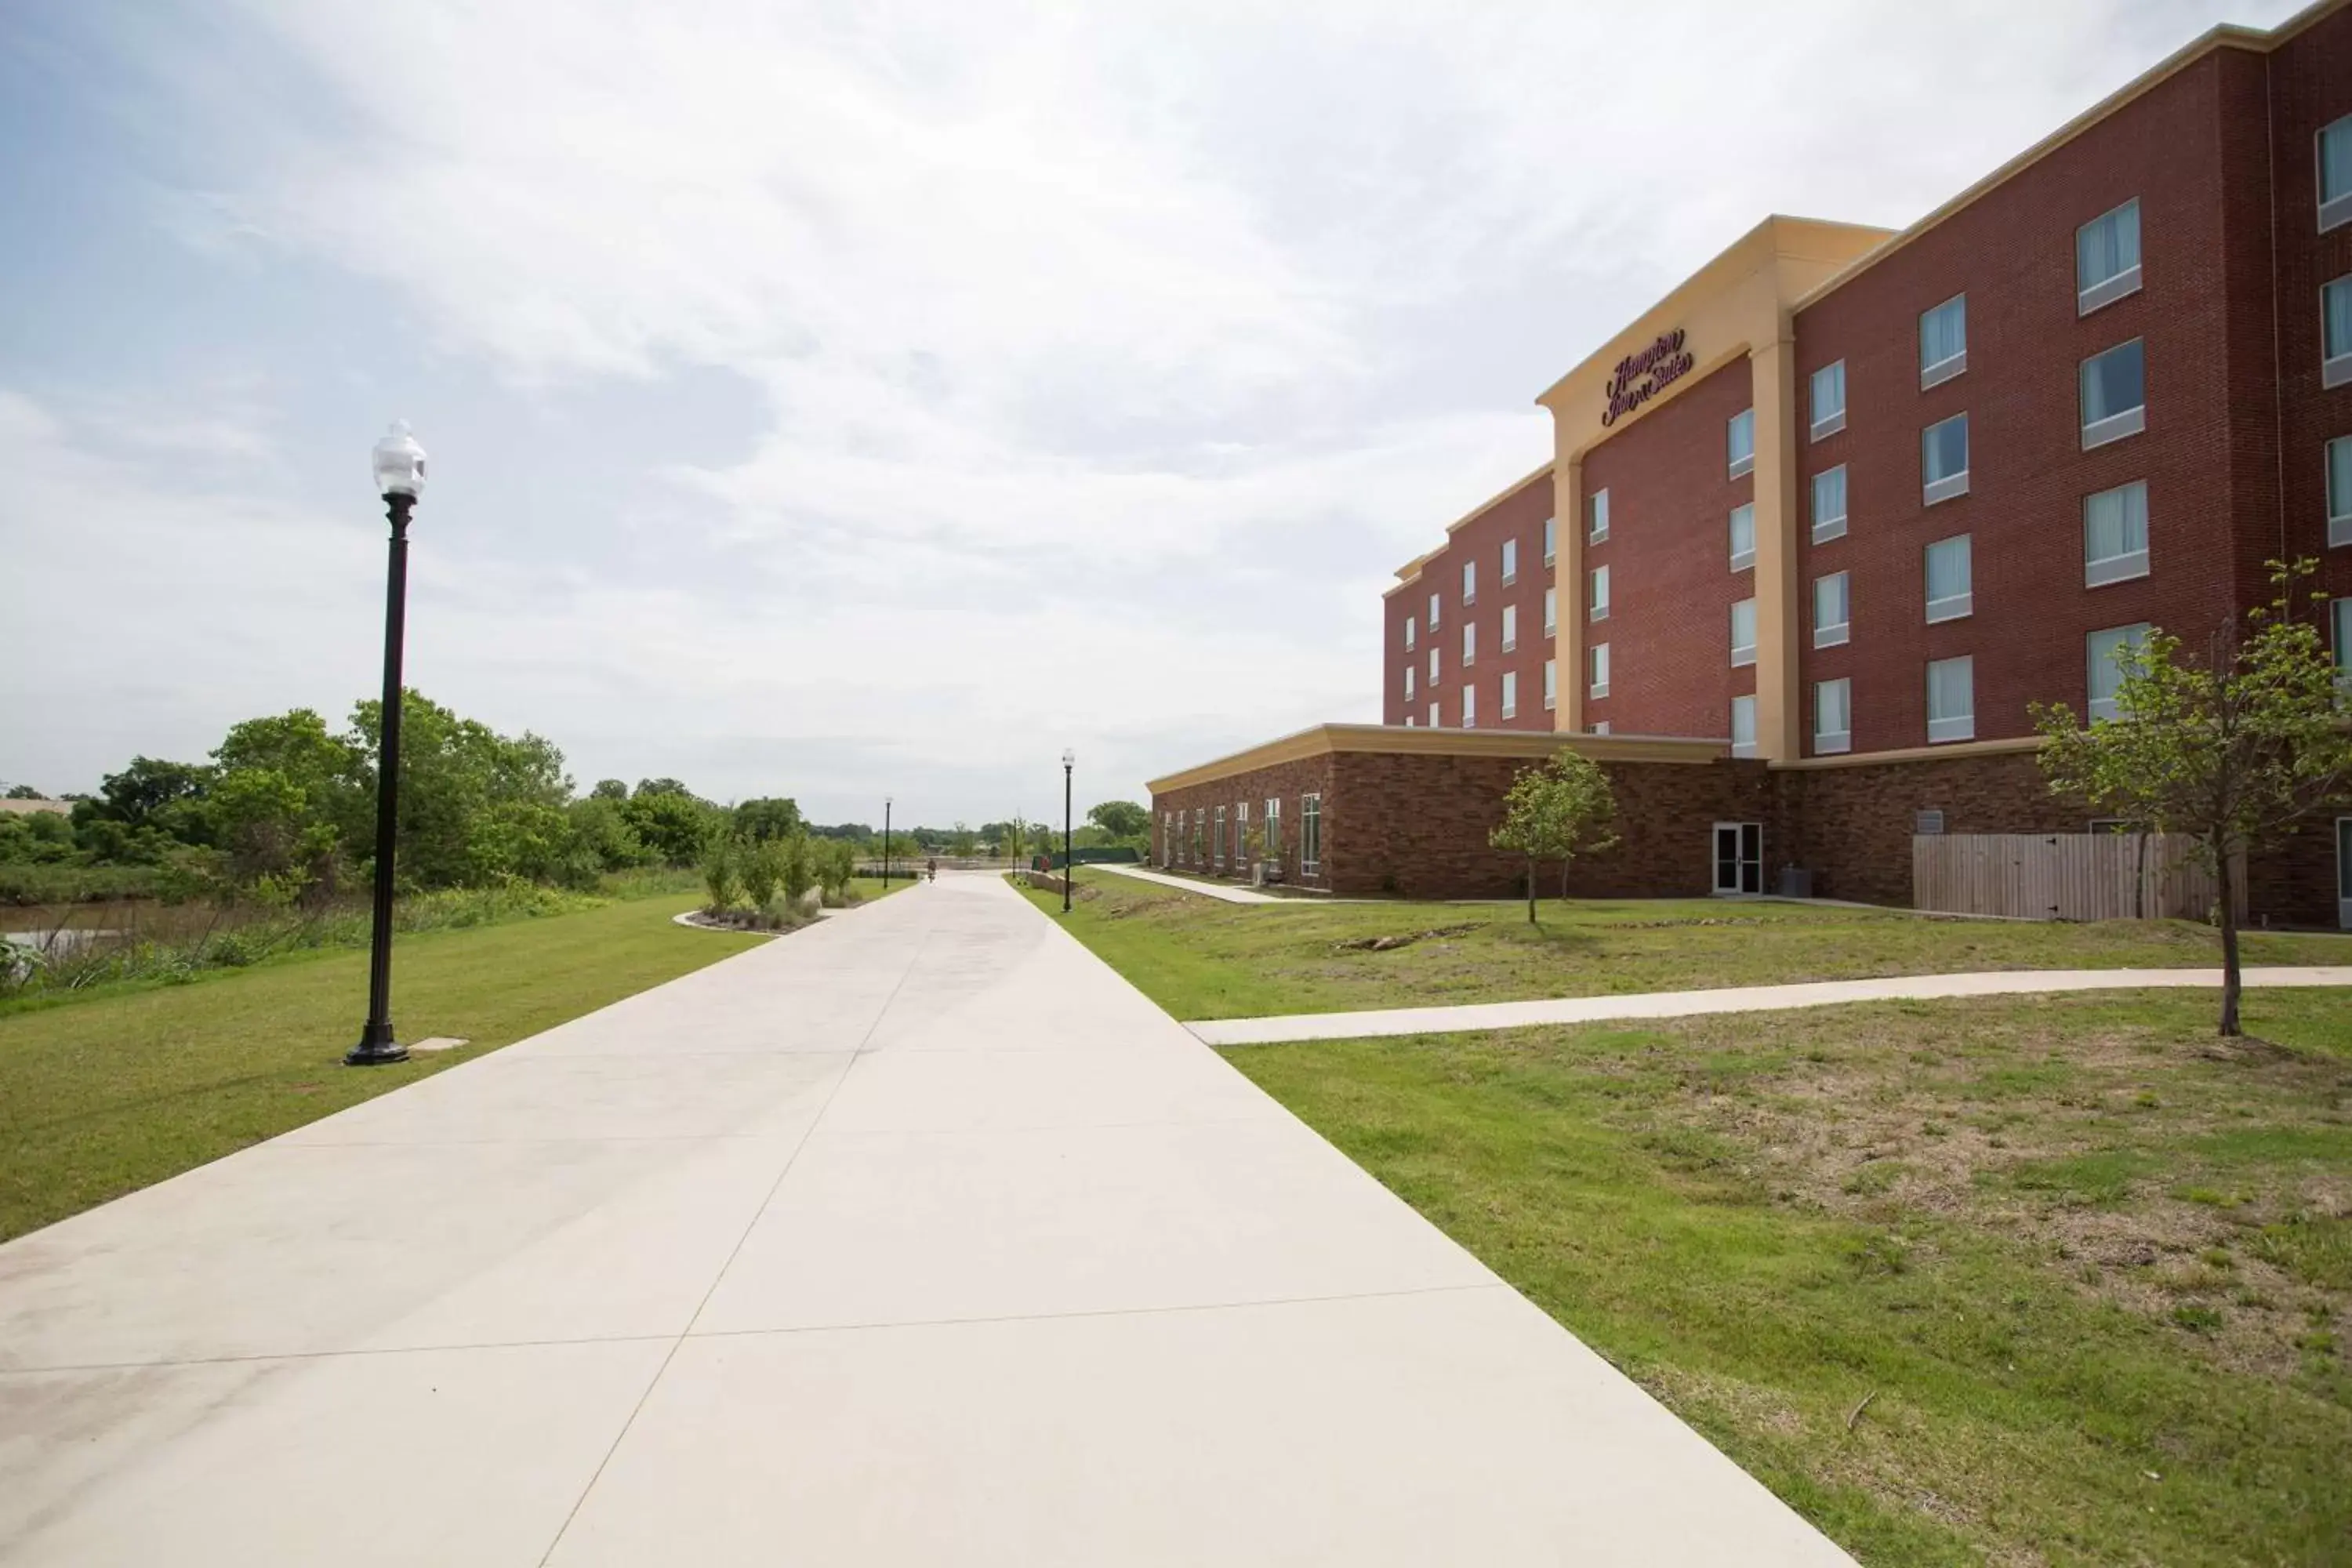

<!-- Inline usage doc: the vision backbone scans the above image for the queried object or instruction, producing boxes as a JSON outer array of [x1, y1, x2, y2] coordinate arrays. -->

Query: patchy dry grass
[[1226, 989, 2352, 1566], [1024, 867, 2351, 1021]]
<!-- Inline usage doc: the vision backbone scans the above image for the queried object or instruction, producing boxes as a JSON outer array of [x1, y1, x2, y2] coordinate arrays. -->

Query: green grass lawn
[[0, 894, 764, 1242], [1227, 990, 2352, 1566], [1019, 868, 2352, 1020]]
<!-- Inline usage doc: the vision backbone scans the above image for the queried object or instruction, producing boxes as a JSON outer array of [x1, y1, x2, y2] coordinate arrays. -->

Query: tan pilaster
[[1748, 325, 1802, 761], [1554, 455, 1584, 731]]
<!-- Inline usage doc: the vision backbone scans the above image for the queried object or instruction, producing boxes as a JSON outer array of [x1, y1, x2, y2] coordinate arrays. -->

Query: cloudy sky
[[0, 0, 2292, 826]]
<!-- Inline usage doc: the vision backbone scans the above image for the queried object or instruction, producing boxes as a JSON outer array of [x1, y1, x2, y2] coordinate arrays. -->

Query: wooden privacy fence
[[1911, 833, 2242, 921]]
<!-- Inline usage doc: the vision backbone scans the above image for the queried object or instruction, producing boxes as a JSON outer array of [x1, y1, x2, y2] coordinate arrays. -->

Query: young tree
[[1002, 816, 1029, 866], [779, 830, 816, 907], [701, 837, 739, 913], [739, 836, 784, 908], [2033, 561, 2352, 1036], [1489, 750, 1621, 924]]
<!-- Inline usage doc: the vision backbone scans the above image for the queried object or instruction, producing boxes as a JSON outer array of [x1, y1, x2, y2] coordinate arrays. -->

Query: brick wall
[[1773, 750, 2085, 907], [1578, 358, 1753, 740], [1156, 753, 1339, 890], [1383, 471, 1557, 731], [1792, 53, 2251, 759]]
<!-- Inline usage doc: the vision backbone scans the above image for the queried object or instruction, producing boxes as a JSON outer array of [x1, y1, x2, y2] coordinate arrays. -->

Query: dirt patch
[[1330, 924, 1475, 953]]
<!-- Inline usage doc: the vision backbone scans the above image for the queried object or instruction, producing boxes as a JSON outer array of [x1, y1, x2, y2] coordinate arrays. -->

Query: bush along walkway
[[1191, 966, 2352, 1045]]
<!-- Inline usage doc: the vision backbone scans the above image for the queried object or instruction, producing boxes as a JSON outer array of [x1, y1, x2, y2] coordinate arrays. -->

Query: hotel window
[[1815, 677, 1852, 755], [1730, 695, 1757, 758], [1728, 408, 1756, 479], [2086, 622, 2151, 723], [1264, 798, 1280, 855], [1404, 665, 1416, 701], [1589, 641, 1610, 699], [1925, 535, 1973, 622], [1192, 811, 1205, 862], [1428, 590, 1440, 630], [1588, 488, 1611, 543], [1428, 647, 1440, 683], [2076, 198, 2142, 314], [1501, 670, 1519, 720], [1728, 503, 1756, 572], [1544, 586, 1557, 637], [1501, 604, 1519, 653], [1428, 699, 1440, 727], [1810, 360, 1846, 439], [1923, 412, 1969, 505], [2321, 114, 2352, 232], [2085, 480, 2151, 585], [2080, 338, 2146, 448], [1811, 464, 1848, 543], [1501, 537, 1519, 585], [1592, 720, 1611, 735], [1730, 597, 1758, 667], [1462, 561, 1476, 604], [2325, 276, 2352, 389], [1920, 294, 1967, 387], [1813, 572, 1849, 648], [1590, 564, 1610, 622], [1462, 621, 1476, 666], [1301, 793, 1322, 877], [1404, 615, 1416, 651], [1213, 806, 1226, 868], [2329, 437, 2352, 549], [1462, 684, 1477, 728], [1544, 658, 1557, 710], [1544, 516, 1557, 564], [2335, 598, 2352, 688], [1232, 801, 1247, 868], [1926, 655, 1975, 743]]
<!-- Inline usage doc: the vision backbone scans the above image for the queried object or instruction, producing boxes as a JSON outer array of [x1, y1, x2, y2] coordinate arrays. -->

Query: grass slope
[[1228, 990, 2352, 1566], [1022, 869, 2350, 1020], [0, 894, 764, 1241]]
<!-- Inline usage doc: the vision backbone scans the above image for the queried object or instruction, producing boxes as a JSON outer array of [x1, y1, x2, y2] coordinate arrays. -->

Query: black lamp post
[[347, 421, 427, 1067], [1061, 748, 1075, 914], [882, 796, 892, 887]]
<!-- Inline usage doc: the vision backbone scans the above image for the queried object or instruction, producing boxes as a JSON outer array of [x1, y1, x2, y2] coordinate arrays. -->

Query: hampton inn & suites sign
[[1601, 328, 1694, 426]]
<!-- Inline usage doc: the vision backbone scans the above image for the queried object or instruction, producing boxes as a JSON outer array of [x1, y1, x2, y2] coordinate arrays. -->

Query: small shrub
[[740, 837, 783, 908], [702, 839, 740, 913]]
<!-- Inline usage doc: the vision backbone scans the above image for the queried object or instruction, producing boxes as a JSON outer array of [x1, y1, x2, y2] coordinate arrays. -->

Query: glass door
[[1713, 822, 1762, 895]]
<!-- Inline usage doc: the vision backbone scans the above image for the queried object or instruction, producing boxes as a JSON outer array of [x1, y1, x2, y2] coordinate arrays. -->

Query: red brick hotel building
[[1149, 0, 2352, 925]]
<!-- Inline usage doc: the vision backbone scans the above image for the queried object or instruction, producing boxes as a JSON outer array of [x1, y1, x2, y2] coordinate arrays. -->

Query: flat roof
[[1146, 723, 1727, 796], [1387, 462, 1552, 590]]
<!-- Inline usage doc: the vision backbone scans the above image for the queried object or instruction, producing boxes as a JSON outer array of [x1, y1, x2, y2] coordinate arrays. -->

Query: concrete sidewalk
[[1189, 964, 2352, 1045], [1087, 861, 1287, 902], [0, 872, 1852, 1566]]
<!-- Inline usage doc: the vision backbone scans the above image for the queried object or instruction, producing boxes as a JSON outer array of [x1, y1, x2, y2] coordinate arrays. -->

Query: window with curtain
[[1925, 535, 1973, 622], [1501, 538, 1518, 584], [1812, 464, 1848, 542], [1920, 295, 1967, 383], [1814, 677, 1852, 754], [1462, 621, 1475, 665], [1813, 572, 1849, 647], [1462, 561, 1476, 604], [1923, 413, 1969, 501], [1428, 700, 1439, 727], [1428, 590, 1440, 630], [2321, 114, 2352, 227], [1403, 615, 1416, 650], [1590, 564, 1610, 621], [1544, 517, 1556, 564], [1727, 408, 1756, 477], [1730, 695, 1757, 757], [1544, 659, 1557, 709], [1730, 597, 1758, 666], [1264, 799, 1280, 853], [1501, 604, 1518, 652], [1588, 488, 1610, 542], [1544, 586, 1557, 636], [1428, 647, 1439, 682], [1810, 361, 1846, 438], [2080, 338, 2146, 445], [1589, 641, 1610, 698], [2085, 480, 2151, 585], [1729, 503, 1756, 571], [2076, 199, 2142, 310], [2326, 276, 2352, 385], [1404, 665, 1414, 700], [1501, 670, 1519, 719], [1461, 684, 1476, 728], [1927, 655, 1975, 742], [2086, 622, 2151, 722], [2328, 437, 2352, 549]]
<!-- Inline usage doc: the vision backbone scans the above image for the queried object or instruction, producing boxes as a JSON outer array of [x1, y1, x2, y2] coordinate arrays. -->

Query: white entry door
[[1712, 822, 1762, 895]]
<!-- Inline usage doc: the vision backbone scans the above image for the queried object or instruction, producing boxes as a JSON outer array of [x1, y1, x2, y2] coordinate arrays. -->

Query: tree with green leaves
[[735, 797, 803, 842], [1085, 800, 1149, 840], [1489, 750, 1621, 924], [1002, 816, 1030, 866], [2033, 561, 2352, 1036], [702, 836, 739, 913]]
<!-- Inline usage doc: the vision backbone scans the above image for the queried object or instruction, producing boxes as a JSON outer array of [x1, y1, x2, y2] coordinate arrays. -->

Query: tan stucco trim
[[1788, 0, 2349, 314], [1146, 724, 1726, 796], [1770, 735, 2045, 771]]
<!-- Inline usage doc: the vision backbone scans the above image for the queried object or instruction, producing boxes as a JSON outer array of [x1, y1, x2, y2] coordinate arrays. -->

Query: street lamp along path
[[348, 421, 426, 1066], [1061, 749, 1075, 915]]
